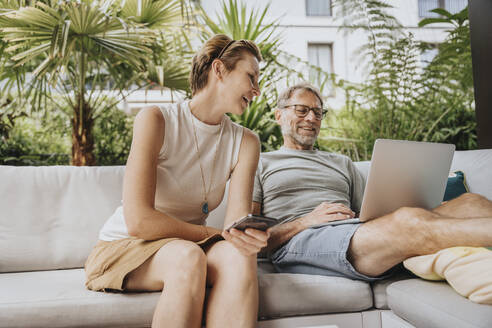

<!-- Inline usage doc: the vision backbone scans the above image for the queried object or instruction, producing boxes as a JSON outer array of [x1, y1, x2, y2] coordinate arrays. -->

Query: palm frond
[[197, 0, 282, 61]]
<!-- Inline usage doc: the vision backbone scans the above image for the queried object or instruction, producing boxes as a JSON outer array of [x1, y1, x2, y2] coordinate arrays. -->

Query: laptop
[[312, 139, 455, 227]]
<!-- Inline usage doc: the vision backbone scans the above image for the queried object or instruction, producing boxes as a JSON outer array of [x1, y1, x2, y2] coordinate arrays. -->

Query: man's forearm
[[263, 217, 309, 253]]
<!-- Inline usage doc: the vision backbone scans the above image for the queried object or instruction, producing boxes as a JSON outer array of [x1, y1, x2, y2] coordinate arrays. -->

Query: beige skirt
[[85, 234, 223, 292]]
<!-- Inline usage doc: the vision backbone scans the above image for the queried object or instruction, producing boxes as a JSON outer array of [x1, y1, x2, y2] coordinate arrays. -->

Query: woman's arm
[[221, 129, 269, 255], [123, 106, 220, 241]]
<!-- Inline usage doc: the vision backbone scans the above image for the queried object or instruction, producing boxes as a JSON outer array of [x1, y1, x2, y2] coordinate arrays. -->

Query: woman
[[85, 34, 269, 328]]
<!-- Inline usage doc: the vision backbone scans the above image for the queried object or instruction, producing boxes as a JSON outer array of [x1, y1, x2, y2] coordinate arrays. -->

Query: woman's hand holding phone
[[222, 215, 275, 256], [226, 214, 279, 231]]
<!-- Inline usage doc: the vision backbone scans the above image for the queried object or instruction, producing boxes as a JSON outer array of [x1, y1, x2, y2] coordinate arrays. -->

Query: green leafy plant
[[320, 3, 476, 160], [0, 0, 193, 165], [0, 104, 71, 166], [93, 106, 134, 166], [0, 98, 134, 166]]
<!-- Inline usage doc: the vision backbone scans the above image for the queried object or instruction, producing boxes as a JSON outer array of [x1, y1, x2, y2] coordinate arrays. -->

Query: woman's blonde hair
[[189, 34, 262, 96]]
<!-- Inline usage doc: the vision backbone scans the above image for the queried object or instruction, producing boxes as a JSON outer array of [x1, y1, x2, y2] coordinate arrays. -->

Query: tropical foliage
[[0, 101, 134, 166], [0, 0, 477, 164], [0, 0, 193, 165], [319, 3, 476, 160]]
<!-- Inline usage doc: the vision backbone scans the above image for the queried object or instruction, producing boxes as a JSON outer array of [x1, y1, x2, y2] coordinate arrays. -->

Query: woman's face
[[219, 53, 261, 115]]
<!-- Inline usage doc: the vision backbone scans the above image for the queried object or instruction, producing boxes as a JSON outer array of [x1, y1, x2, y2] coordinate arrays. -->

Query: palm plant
[[198, 0, 281, 63], [0, 0, 192, 165]]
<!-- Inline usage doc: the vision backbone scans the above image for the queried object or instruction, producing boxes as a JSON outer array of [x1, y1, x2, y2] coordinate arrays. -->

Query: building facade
[[123, 0, 467, 112]]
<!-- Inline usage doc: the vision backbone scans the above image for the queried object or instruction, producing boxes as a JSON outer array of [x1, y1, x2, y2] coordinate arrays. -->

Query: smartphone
[[227, 214, 278, 231]]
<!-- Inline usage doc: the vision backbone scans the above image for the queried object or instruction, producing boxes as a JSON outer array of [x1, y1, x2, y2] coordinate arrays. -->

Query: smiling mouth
[[298, 126, 315, 133], [242, 96, 250, 106]]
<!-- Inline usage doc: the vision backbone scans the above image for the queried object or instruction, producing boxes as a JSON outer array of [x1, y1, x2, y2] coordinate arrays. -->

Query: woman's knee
[[155, 240, 207, 282], [207, 241, 257, 281]]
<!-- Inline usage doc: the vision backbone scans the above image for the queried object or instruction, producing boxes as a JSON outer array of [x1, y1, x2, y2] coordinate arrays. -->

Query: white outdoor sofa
[[1, 149, 491, 328]]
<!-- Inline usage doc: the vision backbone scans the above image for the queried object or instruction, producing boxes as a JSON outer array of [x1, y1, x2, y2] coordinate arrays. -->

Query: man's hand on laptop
[[298, 202, 355, 229]]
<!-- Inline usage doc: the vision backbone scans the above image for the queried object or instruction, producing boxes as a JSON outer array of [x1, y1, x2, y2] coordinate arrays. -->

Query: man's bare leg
[[432, 193, 492, 218], [348, 193, 492, 277]]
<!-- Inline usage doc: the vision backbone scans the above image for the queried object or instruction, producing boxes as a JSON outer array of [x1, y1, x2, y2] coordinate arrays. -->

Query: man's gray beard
[[280, 124, 316, 148]]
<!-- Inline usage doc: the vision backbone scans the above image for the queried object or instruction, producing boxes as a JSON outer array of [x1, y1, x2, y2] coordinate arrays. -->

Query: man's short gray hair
[[277, 83, 324, 109]]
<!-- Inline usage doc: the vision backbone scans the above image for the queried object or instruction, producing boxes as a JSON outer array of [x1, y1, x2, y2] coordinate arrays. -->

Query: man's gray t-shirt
[[253, 147, 366, 224]]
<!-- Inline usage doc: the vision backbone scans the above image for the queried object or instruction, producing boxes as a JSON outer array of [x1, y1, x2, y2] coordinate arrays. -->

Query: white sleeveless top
[[99, 101, 244, 241]]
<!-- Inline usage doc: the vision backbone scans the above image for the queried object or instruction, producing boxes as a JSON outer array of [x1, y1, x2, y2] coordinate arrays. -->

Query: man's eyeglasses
[[281, 104, 328, 120]]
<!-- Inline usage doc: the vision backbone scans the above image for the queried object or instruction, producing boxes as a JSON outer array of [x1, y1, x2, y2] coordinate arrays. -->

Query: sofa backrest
[[0, 165, 125, 273], [449, 150, 492, 198], [0, 149, 490, 273]]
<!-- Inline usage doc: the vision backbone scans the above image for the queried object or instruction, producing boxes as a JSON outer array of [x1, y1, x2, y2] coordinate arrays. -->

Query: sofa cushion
[[258, 272, 373, 319], [371, 271, 415, 309], [256, 259, 373, 318], [450, 149, 492, 200], [0, 266, 373, 326], [0, 166, 125, 273], [0, 269, 159, 328], [353, 161, 370, 179], [387, 279, 492, 328]]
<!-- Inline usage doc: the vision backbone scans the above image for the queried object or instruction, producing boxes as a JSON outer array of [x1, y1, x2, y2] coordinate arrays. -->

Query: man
[[252, 83, 492, 281]]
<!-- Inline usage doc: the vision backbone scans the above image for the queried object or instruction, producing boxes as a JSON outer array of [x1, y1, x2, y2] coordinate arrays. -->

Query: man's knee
[[348, 224, 388, 277], [456, 192, 489, 204], [393, 206, 433, 225]]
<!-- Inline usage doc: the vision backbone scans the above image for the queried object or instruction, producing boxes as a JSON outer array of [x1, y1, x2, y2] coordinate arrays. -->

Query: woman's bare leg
[[124, 240, 207, 328], [204, 240, 258, 328]]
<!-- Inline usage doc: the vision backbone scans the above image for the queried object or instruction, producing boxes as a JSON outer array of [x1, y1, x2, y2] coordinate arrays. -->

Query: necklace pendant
[[201, 202, 209, 214]]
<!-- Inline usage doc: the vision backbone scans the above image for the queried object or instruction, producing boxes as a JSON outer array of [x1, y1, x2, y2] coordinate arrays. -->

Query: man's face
[[275, 89, 323, 150]]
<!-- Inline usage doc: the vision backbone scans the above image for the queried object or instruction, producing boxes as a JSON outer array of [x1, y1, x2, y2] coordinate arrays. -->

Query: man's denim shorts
[[270, 223, 390, 282]]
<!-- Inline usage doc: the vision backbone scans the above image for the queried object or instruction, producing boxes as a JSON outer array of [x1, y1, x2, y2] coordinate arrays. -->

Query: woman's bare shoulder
[[241, 127, 260, 146], [235, 128, 260, 166], [131, 106, 165, 154], [135, 106, 164, 125]]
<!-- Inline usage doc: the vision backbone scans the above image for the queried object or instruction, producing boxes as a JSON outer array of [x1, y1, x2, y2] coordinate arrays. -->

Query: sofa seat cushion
[[0, 266, 373, 327], [371, 271, 415, 309], [387, 279, 492, 328], [257, 259, 373, 318], [258, 273, 373, 319], [0, 269, 159, 328]]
